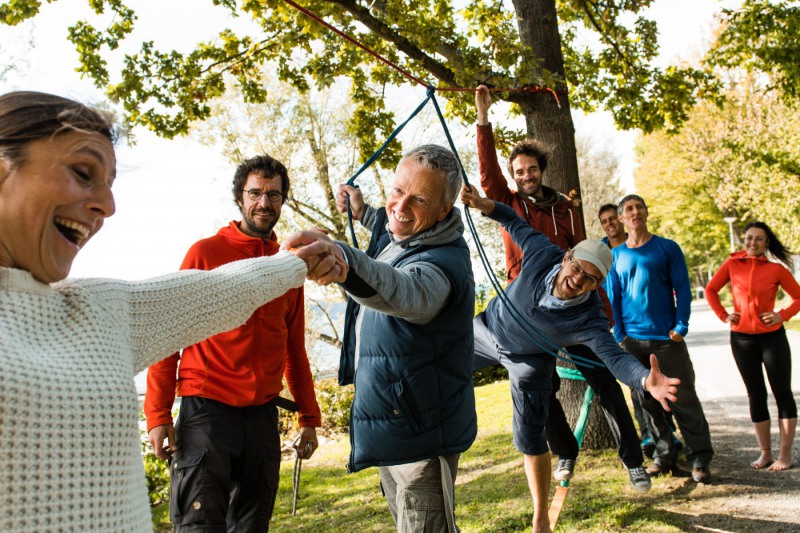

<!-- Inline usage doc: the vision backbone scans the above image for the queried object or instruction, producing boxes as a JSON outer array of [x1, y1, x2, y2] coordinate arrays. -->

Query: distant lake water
[[135, 301, 345, 395]]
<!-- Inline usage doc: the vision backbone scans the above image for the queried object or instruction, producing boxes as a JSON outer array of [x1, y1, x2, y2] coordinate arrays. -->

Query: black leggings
[[731, 327, 797, 423]]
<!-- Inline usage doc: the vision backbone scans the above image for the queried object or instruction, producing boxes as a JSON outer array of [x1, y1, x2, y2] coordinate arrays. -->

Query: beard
[[241, 207, 278, 239]]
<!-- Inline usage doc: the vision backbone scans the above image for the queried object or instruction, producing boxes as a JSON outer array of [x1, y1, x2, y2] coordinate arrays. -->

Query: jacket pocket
[[393, 377, 425, 434], [168, 450, 206, 526]]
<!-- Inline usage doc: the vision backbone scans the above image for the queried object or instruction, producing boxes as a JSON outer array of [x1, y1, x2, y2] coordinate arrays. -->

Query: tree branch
[[328, 0, 460, 87], [578, 0, 638, 73]]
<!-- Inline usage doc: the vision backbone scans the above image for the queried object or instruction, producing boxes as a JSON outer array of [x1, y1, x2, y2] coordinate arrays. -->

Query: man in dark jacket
[[286, 145, 476, 533], [476, 86, 650, 493], [461, 185, 680, 533]]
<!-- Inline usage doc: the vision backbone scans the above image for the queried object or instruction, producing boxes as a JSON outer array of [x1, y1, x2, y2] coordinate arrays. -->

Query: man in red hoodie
[[144, 154, 321, 532]]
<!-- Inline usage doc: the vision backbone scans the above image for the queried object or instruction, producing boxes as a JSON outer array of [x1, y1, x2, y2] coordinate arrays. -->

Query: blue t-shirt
[[607, 235, 692, 342]]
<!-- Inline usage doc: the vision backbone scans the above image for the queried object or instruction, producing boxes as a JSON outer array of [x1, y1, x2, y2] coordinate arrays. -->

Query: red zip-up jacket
[[477, 124, 585, 282], [706, 250, 800, 334], [144, 221, 321, 432]]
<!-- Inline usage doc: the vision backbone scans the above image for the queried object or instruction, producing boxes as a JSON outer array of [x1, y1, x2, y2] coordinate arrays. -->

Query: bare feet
[[767, 457, 794, 471], [750, 451, 774, 469]]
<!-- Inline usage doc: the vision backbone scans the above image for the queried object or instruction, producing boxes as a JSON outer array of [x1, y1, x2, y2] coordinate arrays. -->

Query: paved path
[[675, 300, 800, 532], [687, 299, 800, 405]]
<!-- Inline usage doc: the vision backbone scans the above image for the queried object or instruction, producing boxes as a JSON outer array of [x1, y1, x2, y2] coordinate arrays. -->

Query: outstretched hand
[[644, 354, 680, 411], [282, 230, 348, 285], [461, 183, 495, 215]]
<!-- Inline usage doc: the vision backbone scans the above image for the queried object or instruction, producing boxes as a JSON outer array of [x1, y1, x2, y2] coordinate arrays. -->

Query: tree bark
[[511, 0, 582, 206], [557, 361, 617, 450]]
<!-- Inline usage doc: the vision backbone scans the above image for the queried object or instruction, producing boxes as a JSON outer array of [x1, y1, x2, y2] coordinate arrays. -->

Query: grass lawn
[[153, 380, 696, 532]]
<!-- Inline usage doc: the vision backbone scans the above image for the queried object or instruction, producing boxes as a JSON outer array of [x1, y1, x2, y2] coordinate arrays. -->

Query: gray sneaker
[[554, 458, 576, 481], [628, 466, 652, 492]]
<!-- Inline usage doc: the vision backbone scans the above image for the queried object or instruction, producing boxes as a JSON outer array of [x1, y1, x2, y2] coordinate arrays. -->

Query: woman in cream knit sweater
[[0, 91, 343, 532]]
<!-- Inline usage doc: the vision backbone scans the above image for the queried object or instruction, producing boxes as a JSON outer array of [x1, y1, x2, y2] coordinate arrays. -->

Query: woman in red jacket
[[706, 222, 800, 471]]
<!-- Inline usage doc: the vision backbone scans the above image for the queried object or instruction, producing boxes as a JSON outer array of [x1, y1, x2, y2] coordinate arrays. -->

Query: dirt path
[[663, 301, 800, 532]]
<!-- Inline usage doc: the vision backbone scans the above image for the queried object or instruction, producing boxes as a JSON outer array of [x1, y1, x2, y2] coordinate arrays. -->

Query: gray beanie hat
[[571, 239, 613, 279]]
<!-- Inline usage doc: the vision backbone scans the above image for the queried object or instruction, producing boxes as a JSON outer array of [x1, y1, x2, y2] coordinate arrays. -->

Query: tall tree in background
[[1, 0, 716, 207], [708, 0, 800, 101], [574, 133, 624, 239], [633, 1, 800, 283], [635, 82, 800, 285]]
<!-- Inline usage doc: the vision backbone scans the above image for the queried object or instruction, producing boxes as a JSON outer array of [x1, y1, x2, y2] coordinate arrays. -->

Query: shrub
[[278, 377, 354, 433], [139, 412, 170, 507], [315, 377, 354, 432], [473, 365, 509, 387]]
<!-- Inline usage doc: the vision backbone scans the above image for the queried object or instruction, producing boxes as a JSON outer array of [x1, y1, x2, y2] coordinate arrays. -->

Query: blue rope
[[343, 87, 602, 369], [345, 87, 436, 249], [428, 91, 602, 369]]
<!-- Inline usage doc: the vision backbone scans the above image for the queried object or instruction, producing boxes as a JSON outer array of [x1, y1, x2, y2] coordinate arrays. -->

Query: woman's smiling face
[[0, 131, 116, 283], [744, 227, 768, 258]]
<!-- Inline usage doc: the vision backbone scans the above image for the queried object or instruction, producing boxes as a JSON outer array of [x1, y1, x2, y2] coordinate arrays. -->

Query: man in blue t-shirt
[[607, 194, 714, 483]]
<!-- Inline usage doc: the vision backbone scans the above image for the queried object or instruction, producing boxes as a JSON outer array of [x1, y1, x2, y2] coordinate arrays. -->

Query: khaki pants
[[379, 454, 460, 533]]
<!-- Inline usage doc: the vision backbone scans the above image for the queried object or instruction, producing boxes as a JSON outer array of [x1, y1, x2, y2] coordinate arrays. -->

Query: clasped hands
[[281, 229, 348, 285]]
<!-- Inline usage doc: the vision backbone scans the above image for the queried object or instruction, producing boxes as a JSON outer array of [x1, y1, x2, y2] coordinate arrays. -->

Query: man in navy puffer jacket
[[287, 145, 476, 533]]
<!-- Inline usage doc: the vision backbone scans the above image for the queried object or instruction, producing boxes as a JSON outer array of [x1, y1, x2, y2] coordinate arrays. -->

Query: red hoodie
[[144, 221, 321, 432], [477, 124, 585, 282], [706, 250, 800, 334]]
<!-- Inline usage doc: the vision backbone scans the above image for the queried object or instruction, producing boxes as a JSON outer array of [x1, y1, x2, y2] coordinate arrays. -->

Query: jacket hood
[[219, 220, 278, 245], [391, 206, 465, 249], [729, 249, 769, 262], [527, 185, 562, 208]]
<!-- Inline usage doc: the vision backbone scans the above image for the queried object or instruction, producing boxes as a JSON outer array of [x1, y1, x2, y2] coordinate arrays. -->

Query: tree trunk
[[557, 361, 617, 450], [512, 0, 582, 211], [512, 0, 613, 448]]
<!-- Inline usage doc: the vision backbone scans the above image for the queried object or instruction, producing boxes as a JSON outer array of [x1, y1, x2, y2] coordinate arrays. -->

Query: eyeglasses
[[568, 255, 602, 285], [246, 189, 285, 203]]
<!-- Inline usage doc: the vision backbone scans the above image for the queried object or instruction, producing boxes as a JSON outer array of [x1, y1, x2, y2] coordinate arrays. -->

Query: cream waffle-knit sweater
[[0, 252, 306, 532]]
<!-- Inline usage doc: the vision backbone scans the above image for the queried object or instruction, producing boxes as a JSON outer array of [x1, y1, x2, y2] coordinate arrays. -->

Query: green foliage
[[2, 0, 721, 144], [635, 83, 800, 285], [559, 0, 719, 133], [278, 378, 354, 435], [313, 378, 354, 432], [709, 0, 800, 100], [138, 412, 170, 507]]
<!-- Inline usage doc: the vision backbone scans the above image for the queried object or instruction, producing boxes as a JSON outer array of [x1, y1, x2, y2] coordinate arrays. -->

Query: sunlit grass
[[154, 380, 698, 532]]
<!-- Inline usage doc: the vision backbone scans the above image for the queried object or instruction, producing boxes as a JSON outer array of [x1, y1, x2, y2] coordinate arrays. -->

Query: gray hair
[[400, 144, 462, 206], [617, 194, 647, 215]]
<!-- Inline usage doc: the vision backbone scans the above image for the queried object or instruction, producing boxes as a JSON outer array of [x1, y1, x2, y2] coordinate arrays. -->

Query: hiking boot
[[628, 466, 652, 492], [646, 461, 690, 477], [554, 458, 576, 481], [692, 466, 711, 483]]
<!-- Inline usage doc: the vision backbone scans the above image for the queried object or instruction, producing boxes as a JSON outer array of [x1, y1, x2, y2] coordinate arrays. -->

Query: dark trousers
[[622, 337, 714, 468], [546, 344, 645, 468], [731, 327, 797, 422], [170, 396, 281, 533], [472, 312, 554, 456]]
